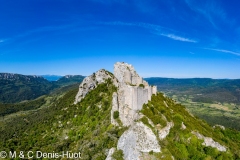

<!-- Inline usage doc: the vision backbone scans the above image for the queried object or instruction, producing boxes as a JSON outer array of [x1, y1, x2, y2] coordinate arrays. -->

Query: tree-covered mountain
[[0, 73, 85, 103], [0, 63, 240, 160], [145, 77, 240, 131], [0, 73, 56, 103]]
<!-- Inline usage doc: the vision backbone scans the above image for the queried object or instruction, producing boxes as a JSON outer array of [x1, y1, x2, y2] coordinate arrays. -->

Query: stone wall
[[112, 62, 157, 126], [152, 86, 157, 95], [74, 62, 158, 126]]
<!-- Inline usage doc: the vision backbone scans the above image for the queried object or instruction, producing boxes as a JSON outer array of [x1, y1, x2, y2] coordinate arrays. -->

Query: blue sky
[[0, 0, 240, 78]]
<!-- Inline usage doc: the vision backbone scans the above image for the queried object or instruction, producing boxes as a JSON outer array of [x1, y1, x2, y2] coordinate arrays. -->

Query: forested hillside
[[0, 77, 240, 159], [0, 73, 56, 103], [0, 73, 84, 103], [0, 78, 127, 159], [145, 77, 240, 131]]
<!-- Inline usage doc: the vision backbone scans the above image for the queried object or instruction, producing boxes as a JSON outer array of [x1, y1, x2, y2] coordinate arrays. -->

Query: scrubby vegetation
[[1, 75, 240, 160], [0, 97, 46, 116], [0, 74, 56, 103], [146, 77, 240, 131], [141, 93, 240, 159], [113, 111, 119, 119], [0, 78, 126, 159], [0, 73, 84, 103]]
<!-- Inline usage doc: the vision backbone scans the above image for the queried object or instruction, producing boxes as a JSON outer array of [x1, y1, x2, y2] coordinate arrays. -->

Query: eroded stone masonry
[[111, 62, 157, 126], [74, 62, 157, 127]]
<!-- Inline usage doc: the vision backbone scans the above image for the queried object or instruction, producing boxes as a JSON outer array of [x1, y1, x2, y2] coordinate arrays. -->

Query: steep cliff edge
[[111, 62, 157, 127], [1, 63, 240, 160], [74, 69, 118, 104], [74, 62, 161, 159], [111, 62, 160, 159], [73, 62, 238, 160]]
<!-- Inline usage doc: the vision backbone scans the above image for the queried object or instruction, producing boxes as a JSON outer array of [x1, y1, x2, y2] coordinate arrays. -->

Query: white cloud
[[160, 33, 197, 43], [102, 21, 197, 43], [204, 48, 240, 56]]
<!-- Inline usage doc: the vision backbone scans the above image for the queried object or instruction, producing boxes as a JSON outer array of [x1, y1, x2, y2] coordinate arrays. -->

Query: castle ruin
[[112, 62, 157, 126]]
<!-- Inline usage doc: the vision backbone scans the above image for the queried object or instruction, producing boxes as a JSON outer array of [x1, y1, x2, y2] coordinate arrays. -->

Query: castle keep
[[112, 62, 157, 126], [74, 62, 157, 126]]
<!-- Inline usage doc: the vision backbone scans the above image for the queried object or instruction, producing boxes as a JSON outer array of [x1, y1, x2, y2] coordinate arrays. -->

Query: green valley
[[0, 63, 240, 160], [145, 78, 240, 130]]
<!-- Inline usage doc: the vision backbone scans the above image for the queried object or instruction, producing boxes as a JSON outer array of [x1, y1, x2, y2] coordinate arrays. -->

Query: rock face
[[111, 92, 119, 126], [106, 148, 115, 160], [74, 62, 159, 160], [192, 131, 226, 152], [74, 62, 157, 126], [74, 69, 118, 104], [112, 62, 157, 126], [117, 122, 161, 160], [213, 125, 225, 130], [111, 62, 159, 160], [158, 122, 174, 140]]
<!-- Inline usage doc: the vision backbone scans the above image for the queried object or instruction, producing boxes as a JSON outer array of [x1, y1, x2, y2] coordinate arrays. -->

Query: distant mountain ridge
[[0, 73, 85, 103], [145, 77, 240, 104], [56, 75, 85, 86], [0, 73, 44, 81], [1, 63, 239, 159], [42, 75, 63, 81], [0, 73, 55, 103]]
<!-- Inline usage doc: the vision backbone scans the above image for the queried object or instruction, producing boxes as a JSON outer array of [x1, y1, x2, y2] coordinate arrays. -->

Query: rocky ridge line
[[110, 62, 160, 160], [111, 62, 157, 126], [73, 62, 227, 160], [74, 69, 118, 104]]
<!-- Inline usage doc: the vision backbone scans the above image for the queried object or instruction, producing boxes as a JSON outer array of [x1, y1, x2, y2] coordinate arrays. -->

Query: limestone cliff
[[74, 62, 157, 126], [73, 62, 229, 160], [117, 122, 160, 160], [111, 62, 157, 126], [74, 62, 160, 160], [110, 62, 160, 160], [74, 69, 118, 104]]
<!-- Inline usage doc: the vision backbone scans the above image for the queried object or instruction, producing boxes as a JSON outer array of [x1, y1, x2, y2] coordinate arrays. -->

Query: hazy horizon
[[1, 71, 240, 80]]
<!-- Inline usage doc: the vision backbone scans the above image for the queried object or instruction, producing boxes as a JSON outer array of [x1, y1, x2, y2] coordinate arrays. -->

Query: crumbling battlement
[[112, 62, 157, 126]]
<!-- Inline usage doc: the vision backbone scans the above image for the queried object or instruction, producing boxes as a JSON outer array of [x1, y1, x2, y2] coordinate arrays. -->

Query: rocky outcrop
[[74, 62, 159, 160], [111, 62, 160, 159], [181, 122, 186, 130], [192, 131, 226, 152], [213, 125, 225, 130], [106, 148, 115, 160], [158, 122, 174, 140], [117, 122, 160, 160], [75, 62, 157, 126], [111, 92, 119, 126], [74, 69, 118, 104], [112, 62, 157, 126]]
